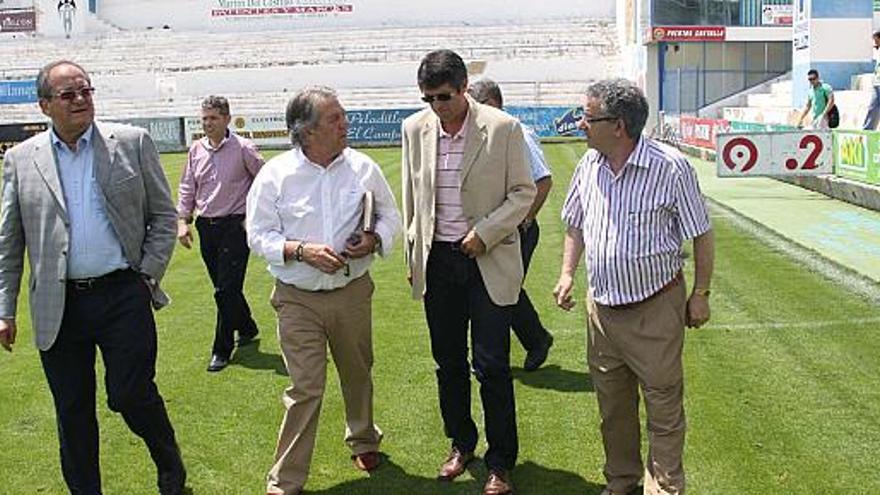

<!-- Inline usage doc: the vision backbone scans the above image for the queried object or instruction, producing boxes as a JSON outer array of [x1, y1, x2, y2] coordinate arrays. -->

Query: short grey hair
[[285, 86, 337, 148], [467, 78, 503, 108], [36, 60, 90, 100], [585, 78, 649, 139], [201, 95, 230, 116]]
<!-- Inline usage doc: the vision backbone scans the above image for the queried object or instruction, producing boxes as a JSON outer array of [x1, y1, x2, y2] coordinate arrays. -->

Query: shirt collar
[[201, 129, 230, 151], [51, 123, 94, 152], [625, 137, 651, 169], [438, 110, 470, 140], [597, 136, 650, 172], [297, 147, 348, 171]]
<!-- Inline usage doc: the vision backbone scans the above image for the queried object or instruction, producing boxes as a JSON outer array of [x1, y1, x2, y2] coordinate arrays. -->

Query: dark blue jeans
[[424, 242, 518, 471], [40, 271, 184, 494]]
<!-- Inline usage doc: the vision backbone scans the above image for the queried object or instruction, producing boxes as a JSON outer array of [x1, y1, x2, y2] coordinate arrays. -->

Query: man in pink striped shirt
[[555, 79, 714, 495], [177, 95, 264, 372]]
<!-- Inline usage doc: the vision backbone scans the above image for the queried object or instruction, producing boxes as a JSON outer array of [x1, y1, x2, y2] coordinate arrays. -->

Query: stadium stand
[[0, 20, 618, 123]]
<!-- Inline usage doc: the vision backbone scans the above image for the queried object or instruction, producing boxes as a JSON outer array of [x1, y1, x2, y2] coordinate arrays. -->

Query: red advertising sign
[[679, 115, 730, 150], [650, 25, 726, 42], [0, 9, 36, 33]]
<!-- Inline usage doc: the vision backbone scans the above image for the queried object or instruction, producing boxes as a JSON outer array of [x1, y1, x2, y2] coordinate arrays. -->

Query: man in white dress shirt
[[246, 86, 400, 495]]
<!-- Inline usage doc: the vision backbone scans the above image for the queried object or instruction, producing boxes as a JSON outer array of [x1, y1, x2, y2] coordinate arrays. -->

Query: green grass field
[[2, 142, 879, 494]]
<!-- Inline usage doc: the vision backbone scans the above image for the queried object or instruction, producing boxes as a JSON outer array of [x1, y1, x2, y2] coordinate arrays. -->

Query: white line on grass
[[708, 200, 880, 305], [708, 316, 880, 331]]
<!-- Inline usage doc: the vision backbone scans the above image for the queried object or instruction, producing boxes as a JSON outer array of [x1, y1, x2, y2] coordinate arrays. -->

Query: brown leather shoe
[[437, 447, 475, 481], [484, 469, 513, 495], [352, 451, 381, 472]]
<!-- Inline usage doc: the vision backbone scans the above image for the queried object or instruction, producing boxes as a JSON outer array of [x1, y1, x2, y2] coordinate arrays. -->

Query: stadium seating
[[0, 20, 617, 123]]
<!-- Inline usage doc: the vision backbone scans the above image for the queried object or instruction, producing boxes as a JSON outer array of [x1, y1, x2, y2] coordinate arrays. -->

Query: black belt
[[197, 214, 245, 226], [67, 268, 138, 291], [432, 240, 463, 253]]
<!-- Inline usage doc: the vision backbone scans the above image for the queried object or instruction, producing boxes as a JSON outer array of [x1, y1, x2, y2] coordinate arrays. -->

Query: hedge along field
[[1, 142, 879, 494]]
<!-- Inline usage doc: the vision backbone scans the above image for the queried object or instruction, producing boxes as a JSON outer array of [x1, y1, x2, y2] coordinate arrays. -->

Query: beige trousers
[[587, 282, 688, 495], [266, 274, 383, 495]]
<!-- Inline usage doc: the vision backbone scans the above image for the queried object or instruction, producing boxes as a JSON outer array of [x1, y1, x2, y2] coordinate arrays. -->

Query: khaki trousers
[[266, 274, 383, 495], [587, 282, 687, 495]]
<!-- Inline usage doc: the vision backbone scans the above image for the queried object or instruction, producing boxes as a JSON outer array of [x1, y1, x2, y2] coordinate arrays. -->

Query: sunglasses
[[52, 86, 95, 102], [421, 93, 454, 103]]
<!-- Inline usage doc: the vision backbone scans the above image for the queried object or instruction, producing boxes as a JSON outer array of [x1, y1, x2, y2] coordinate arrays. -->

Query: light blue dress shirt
[[521, 122, 552, 182], [52, 125, 130, 279]]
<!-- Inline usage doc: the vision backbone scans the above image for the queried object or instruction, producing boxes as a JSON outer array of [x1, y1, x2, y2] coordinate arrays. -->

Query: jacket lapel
[[459, 100, 486, 185], [92, 123, 117, 192], [421, 118, 438, 214], [32, 131, 69, 221]]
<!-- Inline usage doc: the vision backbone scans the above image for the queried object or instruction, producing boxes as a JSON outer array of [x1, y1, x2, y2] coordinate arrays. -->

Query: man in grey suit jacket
[[0, 60, 185, 494], [402, 50, 535, 495]]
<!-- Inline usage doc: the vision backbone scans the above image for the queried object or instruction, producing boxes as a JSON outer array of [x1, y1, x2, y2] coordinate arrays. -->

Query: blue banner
[[346, 109, 416, 145], [508, 106, 582, 138], [345, 106, 581, 145], [0, 80, 38, 105]]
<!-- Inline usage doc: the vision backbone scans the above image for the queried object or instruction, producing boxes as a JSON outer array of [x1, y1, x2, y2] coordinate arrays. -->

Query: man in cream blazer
[[401, 49, 535, 495], [0, 60, 184, 494]]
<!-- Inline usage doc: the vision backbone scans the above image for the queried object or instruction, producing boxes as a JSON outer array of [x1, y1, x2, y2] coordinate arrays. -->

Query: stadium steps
[[0, 20, 616, 80], [723, 73, 874, 129]]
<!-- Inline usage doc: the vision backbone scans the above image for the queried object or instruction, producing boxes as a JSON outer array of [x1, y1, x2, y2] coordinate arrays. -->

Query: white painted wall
[[95, 0, 614, 32]]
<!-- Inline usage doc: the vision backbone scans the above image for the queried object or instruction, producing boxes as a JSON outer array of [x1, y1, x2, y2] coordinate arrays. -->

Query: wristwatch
[[693, 287, 711, 297]]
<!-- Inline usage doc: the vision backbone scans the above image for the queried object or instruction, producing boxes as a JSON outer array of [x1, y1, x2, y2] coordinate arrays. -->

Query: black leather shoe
[[207, 355, 229, 372], [524, 333, 553, 371]]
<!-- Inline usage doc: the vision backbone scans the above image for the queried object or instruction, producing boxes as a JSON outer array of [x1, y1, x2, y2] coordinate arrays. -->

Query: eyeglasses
[[579, 115, 619, 124], [52, 86, 95, 102], [807, 77, 818, 82], [421, 93, 453, 103]]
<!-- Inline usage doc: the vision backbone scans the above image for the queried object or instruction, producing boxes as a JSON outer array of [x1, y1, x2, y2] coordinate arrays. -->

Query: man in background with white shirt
[[246, 86, 400, 495]]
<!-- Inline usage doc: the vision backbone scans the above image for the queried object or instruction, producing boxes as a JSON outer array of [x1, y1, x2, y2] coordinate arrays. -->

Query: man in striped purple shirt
[[554, 79, 714, 495], [177, 95, 264, 372]]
